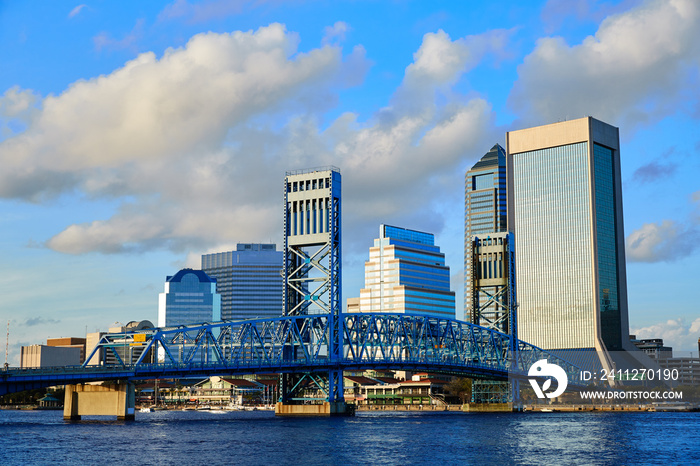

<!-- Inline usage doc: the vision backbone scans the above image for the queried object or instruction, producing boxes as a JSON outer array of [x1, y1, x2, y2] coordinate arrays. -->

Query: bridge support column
[[63, 382, 135, 421], [275, 401, 353, 416]]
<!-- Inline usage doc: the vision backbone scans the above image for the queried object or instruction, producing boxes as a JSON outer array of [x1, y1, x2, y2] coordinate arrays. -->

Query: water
[[1, 409, 699, 465]]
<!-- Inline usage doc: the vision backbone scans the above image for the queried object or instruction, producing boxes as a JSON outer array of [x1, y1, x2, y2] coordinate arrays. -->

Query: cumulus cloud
[[631, 317, 700, 352], [323, 21, 350, 45], [3, 24, 500, 258], [0, 86, 40, 138], [1, 24, 340, 199], [626, 219, 700, 262], [510, 0, 700, 129], [0, 86, 39, 119]]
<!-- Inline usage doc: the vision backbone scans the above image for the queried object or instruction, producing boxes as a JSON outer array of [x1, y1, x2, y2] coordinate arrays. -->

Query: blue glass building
[[157, 269, 221, 327], [464, 144, 508, 323], [356, 224, 455, 319], [202, 244, 284, 321]]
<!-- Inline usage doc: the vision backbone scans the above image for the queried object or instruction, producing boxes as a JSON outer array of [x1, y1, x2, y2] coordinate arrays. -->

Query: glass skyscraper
[[463, 144, 507, 323], [157, 269, 221, 327], [506, 117, 630, 358], [355, 224, 455, 319], [201, 244, 284, 321]]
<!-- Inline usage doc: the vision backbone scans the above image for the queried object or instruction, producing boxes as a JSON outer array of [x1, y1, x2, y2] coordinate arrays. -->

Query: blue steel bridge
[[1, 168, 584, 409], [0, 313, 582, 398]]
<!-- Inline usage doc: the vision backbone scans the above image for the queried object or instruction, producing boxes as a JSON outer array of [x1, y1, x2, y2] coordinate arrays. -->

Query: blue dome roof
[[166, 268, 216, 283]]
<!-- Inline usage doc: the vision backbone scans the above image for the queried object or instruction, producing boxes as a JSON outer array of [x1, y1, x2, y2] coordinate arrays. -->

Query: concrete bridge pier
[[63, 382, 136, 421], [275, 401, 354, 416]]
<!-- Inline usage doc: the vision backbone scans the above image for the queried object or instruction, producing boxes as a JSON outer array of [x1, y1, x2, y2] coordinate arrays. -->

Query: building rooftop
[[166, 268, 216, 283]]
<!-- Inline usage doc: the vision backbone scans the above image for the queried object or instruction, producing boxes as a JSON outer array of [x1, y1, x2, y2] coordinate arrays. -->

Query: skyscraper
[[505, 117, 630, 362], [464, 144, 508, 324], [201, 244, 284, 321], [355, 224, 455, 319], [157, 269, 221, 327]]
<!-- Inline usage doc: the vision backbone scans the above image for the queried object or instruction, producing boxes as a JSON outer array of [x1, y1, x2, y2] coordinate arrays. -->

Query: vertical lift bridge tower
[[277, 167, 347, 415]]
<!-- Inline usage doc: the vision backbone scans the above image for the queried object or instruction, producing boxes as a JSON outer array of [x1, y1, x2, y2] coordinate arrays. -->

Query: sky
[[1, 0, 699, 365]]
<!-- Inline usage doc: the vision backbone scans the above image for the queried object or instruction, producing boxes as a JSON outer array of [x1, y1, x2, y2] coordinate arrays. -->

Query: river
[[1, 409, 698, 465]]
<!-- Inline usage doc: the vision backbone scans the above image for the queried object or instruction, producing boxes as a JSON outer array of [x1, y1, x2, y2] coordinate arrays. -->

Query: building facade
[[355, 224, 455, 319], [20, 345, 81, 368], [46, 337, 87, 364], [157, 269, 221, 327], [506, 117, 631, 365], [201, 244, 284, 321], [464, 144, 508, 322], [630, 335, 673, 360]]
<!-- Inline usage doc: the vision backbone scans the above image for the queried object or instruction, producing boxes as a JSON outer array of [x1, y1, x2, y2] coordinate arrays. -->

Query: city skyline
[[1, 0, 699, 364]]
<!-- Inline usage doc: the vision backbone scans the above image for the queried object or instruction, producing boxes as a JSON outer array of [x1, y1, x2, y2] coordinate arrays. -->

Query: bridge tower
[[469, 231, 519, 405], [278, 167, 347, 415]]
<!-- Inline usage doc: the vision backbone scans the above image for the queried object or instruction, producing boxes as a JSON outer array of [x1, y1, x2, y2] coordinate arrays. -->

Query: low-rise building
[[46, 337, 87, 364], [348, 374, 450, 406], [20, 345, 81, 368]]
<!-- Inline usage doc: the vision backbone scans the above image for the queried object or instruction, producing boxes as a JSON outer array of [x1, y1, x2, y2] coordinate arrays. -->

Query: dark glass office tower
[[464, 144, 507, 322], [506, 117, 630, 357]]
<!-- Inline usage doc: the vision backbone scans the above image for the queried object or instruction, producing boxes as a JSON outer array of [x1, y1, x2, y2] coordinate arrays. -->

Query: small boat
[[540, 408, 554, 412], [139, 407, 153, 413]]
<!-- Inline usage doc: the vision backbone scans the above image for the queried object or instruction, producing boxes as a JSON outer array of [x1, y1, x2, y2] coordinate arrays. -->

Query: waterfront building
[[464, 144, 508, 323], [354, 224, 455, 319], [157, 269, 221, 328], [506, 117, 633, 368], [350, 374, 450, 407], [201, 244, 284, 321]]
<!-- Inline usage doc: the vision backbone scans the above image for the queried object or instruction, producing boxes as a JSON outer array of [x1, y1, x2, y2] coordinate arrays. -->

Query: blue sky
[[1, 0, 699, 364]]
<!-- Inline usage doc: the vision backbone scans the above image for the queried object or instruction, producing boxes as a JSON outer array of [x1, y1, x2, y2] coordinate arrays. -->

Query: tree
[[446, 378, 472, 404]]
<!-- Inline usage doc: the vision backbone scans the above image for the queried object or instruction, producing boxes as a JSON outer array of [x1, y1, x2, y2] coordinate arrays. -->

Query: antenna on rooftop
[[4, 320, 9, 369]]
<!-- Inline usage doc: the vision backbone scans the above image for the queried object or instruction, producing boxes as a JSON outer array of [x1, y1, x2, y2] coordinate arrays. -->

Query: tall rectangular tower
[[202, 244, 283, 321], [282, 167, 343, 406], [506, 117, 630, 357], [464, 144, 508, 324]]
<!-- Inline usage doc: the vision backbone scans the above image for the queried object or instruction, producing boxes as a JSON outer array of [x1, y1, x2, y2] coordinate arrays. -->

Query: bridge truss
[[1, 313, 582, 397]]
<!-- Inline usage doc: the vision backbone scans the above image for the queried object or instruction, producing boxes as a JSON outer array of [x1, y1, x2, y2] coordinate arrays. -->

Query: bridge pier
[[275, 401, 354, 416], [63, 382, 136, 421]]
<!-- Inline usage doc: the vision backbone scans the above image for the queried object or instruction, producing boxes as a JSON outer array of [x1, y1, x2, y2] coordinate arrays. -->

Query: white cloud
[[626, 220, 700, 262], [399, 29, 513, 105], [68, 4, 88, 19], [510, 0, 700, 129], [0, 86, 39, 119], [322, 21, 350, 45], [3, 25, 501, 258], [1, 24, 341, 198], [631, 317, 700, 353]]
